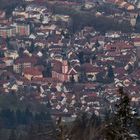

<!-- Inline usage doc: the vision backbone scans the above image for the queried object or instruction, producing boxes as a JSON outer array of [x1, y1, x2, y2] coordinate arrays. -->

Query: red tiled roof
[[23, 67, 42, 76], [81, 63, 103, 73], [114, 67, 126, 76], [133, 38, 140, 42], [52, 60, 62, 73], [104, 41, 133, 50], [87, 93, 97, 97], [15, 56, 38, 65]]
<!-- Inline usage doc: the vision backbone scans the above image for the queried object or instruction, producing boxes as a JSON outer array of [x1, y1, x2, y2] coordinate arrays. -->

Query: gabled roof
[[68, 67, 77, 75], [81, 63, 103, 73], [23, 67, 42, 76], [14, 56, 38, 64]]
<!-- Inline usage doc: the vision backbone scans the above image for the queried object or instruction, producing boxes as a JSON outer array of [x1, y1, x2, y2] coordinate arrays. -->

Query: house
[[0, 60, 6, 69], [104, 41, 133, 52], [23, 67, 43, 80], [13, 11, 29, 19], [4, 50, 19, 59], [106, 0, 135, 10], [2, 57, 14, 66], [124, 3, 135, 10], [13, 56, 38, 73], [0, 22, 30, 38], [84, 1, 95, 9], [15, 22, 30, 36], [105, 0, 118, 4], [52, 59, 78, 82], [114, 67, 126, 78], [52, 14, 71, 23], [0, 25, 16, 38], [0, 10, 6, 18], [105, 31, 121, 38], [28, 11, 41, 19], [80, 63, 104, 81], [133, 37, 140, 47]]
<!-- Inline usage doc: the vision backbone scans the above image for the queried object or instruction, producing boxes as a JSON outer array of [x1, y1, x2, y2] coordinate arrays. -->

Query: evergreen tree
[[79, 70, 87, 83], [27, 124, 37, 140], [0, 51, 4, 58], [94, 40, 100, 49], [18, 47, 24, 57], [6, 36, 10, 49], [25, 107, 33, 125], [115, 87, 132, 127], [16, 109, 22, 125], [78, 51, 84, 64], [29, 41, 35, 53], [107, 65, 114, 80], [102, 87, 135, 140], [65, 112, 101, 140], [61, 30, 65, 36], [45, 62, 52, 77], [40, 14, 44, 23]]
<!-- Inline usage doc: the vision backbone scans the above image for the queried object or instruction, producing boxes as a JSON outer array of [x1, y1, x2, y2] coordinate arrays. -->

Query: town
[[0, 0, 140, 125]]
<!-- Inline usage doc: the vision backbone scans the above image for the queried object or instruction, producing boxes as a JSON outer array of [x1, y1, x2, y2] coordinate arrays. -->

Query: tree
[[0, 109, 16, 128], [28, 116, 57, 140], [96, 72, 104, 83], [6, 36, 10, 49], [16, 109, 22, 125], [79, 70, 87, 82], [107, 65, 114, 80], [18, 47, 24, 57], [40, 14, 44, 23], [78, 51, 84, 64], [127, 63, 133, 74], [27, 124, 37, 140], [0, 51, 4, 58], [43, 62, 52, 77], [8, 130, 17, 140], [65, 112, 101, 140], [102, 87, 135, 140], [94, 40, 100, 49], [65, 88, 138, 140], [115, 87, 132, 127], [29, 41, 35, 53], [24, 107, 33, 125], [70, 75, 75, 83]]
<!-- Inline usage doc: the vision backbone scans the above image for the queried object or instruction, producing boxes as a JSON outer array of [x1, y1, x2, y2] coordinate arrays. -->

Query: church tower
[[61, 46, 68, 74], [62, 60, 68, 74]]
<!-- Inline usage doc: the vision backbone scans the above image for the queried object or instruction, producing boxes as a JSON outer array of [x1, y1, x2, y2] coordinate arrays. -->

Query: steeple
[[61, 47, 68, 74], [62, 59, 68, 74]]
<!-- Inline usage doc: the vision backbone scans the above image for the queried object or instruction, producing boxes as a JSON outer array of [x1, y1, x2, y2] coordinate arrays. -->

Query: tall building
[[15, 23, 30, 36], [0, 26, 16, 38]]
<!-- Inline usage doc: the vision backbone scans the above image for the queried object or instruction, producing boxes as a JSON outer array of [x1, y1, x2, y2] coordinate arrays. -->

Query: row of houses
[[105, 0, 135, 10]]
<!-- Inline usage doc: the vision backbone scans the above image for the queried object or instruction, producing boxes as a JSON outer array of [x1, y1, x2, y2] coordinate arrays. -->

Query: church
[[52, 58, 78, 82]]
